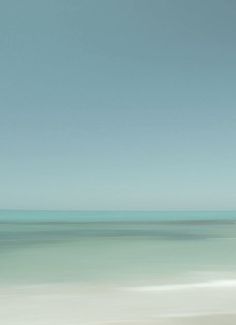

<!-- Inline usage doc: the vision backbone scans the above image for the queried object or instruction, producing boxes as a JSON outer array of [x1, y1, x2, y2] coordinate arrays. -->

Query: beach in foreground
[[1, 282, 236, 324]]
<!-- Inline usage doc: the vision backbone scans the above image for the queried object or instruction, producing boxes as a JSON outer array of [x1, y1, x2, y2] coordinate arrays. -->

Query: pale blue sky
[[0, 0, 236, 210]]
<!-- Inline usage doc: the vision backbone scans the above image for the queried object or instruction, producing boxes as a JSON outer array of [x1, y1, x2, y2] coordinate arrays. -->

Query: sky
[[0, 0, 236, 210]]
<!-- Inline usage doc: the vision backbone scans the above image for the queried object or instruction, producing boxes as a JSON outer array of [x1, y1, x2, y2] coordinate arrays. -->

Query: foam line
[[123, 280, 236, 292]]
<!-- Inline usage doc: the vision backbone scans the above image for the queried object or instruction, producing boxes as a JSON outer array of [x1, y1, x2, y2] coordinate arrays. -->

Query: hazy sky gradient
[[1, 0, 236, 210]]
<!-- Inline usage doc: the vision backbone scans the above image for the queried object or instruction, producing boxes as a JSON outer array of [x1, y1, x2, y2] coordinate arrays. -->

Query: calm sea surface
[[1, 210, 236, 286]]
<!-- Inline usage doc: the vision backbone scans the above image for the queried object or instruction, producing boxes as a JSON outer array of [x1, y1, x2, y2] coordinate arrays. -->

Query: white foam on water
[[123, 279, 236, 292]]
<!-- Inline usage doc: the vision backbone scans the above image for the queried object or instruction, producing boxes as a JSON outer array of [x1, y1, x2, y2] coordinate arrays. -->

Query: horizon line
[[0, 209, 236, 212]]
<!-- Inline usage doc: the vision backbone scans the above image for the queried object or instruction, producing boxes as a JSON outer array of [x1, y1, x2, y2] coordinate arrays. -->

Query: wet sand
[[103, 316, 236, 325]]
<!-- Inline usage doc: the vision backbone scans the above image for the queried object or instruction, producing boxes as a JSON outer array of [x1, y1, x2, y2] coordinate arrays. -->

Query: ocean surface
[[1, 210, 236, 324]]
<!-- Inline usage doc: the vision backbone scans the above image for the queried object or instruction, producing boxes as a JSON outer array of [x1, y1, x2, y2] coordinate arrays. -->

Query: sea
[[1, 210, 236, 324]]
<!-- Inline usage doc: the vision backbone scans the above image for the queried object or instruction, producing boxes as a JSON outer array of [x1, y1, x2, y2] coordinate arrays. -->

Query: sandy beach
[[1, 281, 236, 325]]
